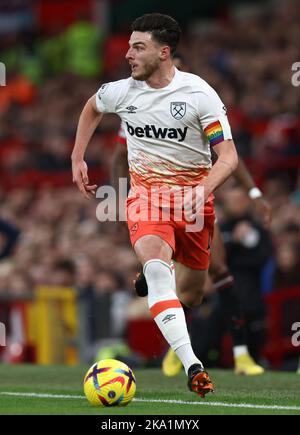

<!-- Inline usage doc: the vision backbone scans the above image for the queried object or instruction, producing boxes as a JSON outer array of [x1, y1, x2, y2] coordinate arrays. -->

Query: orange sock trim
[[150, 299, 182, 318]]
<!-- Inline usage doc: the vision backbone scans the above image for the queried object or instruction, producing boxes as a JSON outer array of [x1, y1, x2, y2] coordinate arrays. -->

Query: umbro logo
[[162, 314, 176, 324], [126, 105, 138, 113], [130, 222, 139, 235]]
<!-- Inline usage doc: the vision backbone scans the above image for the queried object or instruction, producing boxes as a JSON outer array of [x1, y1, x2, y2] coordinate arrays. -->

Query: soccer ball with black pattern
[[83, 359, 136, 407]]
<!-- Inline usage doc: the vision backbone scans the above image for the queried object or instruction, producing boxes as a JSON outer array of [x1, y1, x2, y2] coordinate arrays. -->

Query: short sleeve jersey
[[96, 68, 232, 188]]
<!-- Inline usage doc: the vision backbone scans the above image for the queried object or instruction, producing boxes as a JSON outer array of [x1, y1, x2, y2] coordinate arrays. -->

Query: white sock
[[175, 343, 203, 374], [170, 260, 176, 293], [233, 345, 248, 358], [144, 259, 201, 373]]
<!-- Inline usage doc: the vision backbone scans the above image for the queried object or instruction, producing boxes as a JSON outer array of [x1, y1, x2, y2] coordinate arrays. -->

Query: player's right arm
[[72, 94, 103, 198], [72, 79, 127, 198], [111, 134, 129, 194]]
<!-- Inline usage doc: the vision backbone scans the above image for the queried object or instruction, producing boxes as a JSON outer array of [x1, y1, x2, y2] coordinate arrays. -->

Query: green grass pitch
[[0, 364, 299, 415]]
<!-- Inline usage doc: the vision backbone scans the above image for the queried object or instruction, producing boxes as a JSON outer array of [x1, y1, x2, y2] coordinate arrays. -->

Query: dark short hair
[[131, 13, 181, 56]]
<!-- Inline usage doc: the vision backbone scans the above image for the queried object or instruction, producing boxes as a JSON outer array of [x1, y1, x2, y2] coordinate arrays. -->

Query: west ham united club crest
[[170, 102, 186, 120]]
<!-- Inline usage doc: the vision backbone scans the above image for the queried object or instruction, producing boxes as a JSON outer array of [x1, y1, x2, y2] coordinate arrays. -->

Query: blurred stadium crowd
[[0, 0, 299, 368]]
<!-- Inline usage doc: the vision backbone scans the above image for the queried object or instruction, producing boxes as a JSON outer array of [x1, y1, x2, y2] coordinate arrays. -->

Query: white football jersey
[[96, 68, 232, 188]]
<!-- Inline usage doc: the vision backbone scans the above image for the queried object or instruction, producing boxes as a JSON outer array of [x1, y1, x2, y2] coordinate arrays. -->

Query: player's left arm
[[185, 139, 238, 219], [233, 158, 272, 227], [202, 139, 238, 198], [195, 86, 239, 200]]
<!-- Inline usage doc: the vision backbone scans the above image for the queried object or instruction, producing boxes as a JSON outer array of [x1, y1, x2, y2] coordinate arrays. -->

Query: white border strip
[[1, 392, 300, 411]]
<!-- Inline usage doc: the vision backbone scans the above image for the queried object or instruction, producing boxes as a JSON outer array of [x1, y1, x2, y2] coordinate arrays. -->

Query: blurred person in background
[[220, 187, 272, 361], [0, 218, 20, 261], [50, 260, 75, 287], [76, 256, 96, 363], [262, 243, 300, 293], [92, 270, 129, 340], [77, 267, 131, 363], [0, 217, 21, 303], [273, 244, 300, 290]]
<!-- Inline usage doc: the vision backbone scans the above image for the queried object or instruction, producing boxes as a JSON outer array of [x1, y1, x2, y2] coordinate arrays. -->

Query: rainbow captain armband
[[204, 121, 224, 146]]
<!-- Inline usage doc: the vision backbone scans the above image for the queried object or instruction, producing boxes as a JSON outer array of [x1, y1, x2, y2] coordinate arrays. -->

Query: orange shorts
[[126, 192, 215, 270]]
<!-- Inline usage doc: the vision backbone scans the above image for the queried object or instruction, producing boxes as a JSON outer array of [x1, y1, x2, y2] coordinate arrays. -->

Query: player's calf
[[175, 265, 208, 307]]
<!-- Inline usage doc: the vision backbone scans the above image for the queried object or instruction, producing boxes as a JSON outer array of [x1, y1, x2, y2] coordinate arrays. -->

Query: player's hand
[[183, 184, 210, 221], [252, 197, 272, 228], [72, 159, 97, 199]]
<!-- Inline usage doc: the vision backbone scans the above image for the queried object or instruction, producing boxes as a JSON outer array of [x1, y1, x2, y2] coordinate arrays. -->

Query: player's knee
[[134, 235, 172, 265], [179, 288, 204, 308], [143, 259, 171, 285], [187, 291, 204, 308], [209, 261, 228, 279]]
